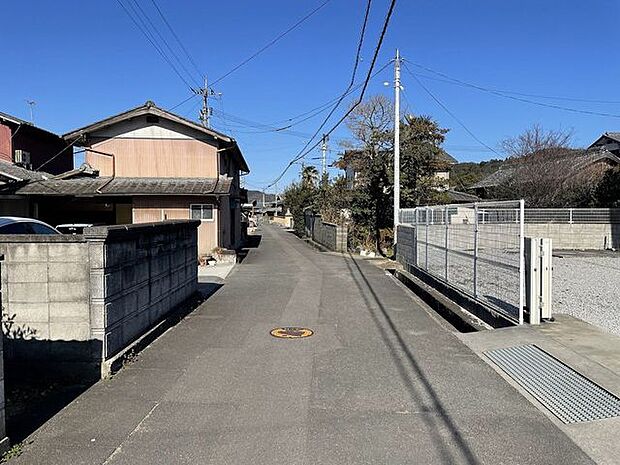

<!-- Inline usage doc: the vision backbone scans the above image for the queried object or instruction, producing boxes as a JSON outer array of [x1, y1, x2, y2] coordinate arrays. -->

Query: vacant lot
[[553, 251, 620, 336]]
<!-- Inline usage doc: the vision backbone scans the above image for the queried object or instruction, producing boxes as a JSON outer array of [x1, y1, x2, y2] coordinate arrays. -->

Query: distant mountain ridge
[[247, 189, 276, 204]]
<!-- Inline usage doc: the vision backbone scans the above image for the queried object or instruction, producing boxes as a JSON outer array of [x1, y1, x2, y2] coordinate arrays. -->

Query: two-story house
[[3, 101, 249, 255], [0, 111, 73, 216], [0, 111, 72, 174]]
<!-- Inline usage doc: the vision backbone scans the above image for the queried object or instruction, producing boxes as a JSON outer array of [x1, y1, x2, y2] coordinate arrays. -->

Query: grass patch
[[1, 443, 24, 463]]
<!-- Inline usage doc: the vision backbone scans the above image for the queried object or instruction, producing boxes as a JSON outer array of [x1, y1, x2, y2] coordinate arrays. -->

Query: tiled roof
[[469, 148, 620, 189], [602, 132, 620, 143], [3, 176, 233, 196], [0, 160, 50, 182], [445, 189, 480, 202], [436, 150, 457, 164]]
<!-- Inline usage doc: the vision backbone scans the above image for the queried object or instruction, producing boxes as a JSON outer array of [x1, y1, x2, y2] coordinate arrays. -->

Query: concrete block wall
[[0, 220, 200, 379], [0, 237, 91, 359], [0, 256, 8, 453], [396, 225, 416, 268], [84, 221, 198, 361], [305, 213, 347, 252], [525, 223, 619, 250]]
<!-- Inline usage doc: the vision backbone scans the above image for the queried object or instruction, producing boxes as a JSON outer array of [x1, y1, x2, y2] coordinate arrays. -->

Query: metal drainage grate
[[485, 344, 620, 424], [270, 327, 314, 339]]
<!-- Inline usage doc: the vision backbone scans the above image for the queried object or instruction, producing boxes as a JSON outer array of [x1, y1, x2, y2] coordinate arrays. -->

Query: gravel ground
[[553, 252, 620, 336]]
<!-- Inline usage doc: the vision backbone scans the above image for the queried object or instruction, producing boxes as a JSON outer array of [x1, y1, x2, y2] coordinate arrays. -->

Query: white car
[[0, 217, 60, 235], [56, 223, 94, 235]]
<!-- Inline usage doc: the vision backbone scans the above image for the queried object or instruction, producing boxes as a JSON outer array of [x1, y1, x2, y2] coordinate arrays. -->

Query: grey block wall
[[0, 220, 200, 379], [0, 237, 91, 357], [0, 255, 8, 453], [84, 221, 198, 361], [396, 225, 416, 269], [304, 213, 347, 252], [525, 223, 620, 250]]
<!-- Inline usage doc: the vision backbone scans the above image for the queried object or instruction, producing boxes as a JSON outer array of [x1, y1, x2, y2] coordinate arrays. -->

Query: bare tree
[[494, 125, 599, 207], [344, 95, 394, 151], [500, 124, 574, 159]]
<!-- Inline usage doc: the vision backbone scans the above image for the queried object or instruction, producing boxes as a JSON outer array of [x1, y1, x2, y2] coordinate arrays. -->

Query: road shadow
[[197, 282, 224, 300], [237, 234, 262, 263], [4, 340, 100, 444], [2, 281, 224, 444], [344, 254, 480, 465]]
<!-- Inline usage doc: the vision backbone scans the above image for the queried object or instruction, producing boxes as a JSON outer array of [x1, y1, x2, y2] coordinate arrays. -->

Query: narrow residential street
[[13, 224, 593, 465]]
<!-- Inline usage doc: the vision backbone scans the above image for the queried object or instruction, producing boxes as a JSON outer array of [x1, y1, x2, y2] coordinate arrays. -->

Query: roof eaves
[[63, 101, 234, 144]]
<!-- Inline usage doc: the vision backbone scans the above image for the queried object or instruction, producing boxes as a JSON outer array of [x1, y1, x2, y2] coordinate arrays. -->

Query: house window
[[190, 204, 214, 221]]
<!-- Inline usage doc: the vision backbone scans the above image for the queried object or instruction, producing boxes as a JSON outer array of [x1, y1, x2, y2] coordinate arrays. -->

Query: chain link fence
[[398, 200, 525, 324]]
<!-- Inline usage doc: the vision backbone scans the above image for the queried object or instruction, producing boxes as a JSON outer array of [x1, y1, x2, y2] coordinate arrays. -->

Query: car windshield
[[0, 221, 58, 235]]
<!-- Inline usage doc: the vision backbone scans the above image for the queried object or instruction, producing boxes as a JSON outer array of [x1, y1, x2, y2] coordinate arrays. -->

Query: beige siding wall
[[86, 138, 218, 178], [132, 196, 221, 255]]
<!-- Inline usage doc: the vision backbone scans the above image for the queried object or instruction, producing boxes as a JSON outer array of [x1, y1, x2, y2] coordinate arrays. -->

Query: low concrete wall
[[304, 213, 347, 252], [525, 223, 620, 250], [0, 257, 8, 453], [396, 225, 416, 266], [0, 220, 199, 380], [271, 215, 293, 228]]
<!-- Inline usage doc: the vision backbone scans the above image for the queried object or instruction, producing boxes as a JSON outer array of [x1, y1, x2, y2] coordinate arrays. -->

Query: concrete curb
[[393, 268, 492, 333]]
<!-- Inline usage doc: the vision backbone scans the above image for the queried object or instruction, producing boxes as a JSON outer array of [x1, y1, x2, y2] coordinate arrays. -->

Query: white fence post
[[444, 205, 449, 281], [519, 199, 525, 325], [473, 203, 479, 298], [425, 206, 430, 270]]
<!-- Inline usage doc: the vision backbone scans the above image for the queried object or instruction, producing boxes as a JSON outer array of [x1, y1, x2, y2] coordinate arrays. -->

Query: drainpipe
[[92, 148, 115, 194]]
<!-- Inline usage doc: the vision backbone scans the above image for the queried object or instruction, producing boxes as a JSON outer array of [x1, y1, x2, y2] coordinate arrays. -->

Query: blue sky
[[1, 0, 620, 192]]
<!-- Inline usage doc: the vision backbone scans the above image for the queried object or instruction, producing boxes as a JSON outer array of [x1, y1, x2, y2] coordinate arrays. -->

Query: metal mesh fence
[[399, 200, 525, 324], [525, 208, 620, 224]]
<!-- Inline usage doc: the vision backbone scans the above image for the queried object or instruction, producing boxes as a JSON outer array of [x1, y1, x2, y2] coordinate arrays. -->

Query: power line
[[36, 137, 82, 172], [412, 72, 620, 105], [402, 61, 500, 157], [267, 0, 397, 188], [148, 0, 205, 80], [211, 0, 333, 86], [210, 108, 313, 139], [232, 60, 392, 135], [127, 0, 202, 87], [168, 94, 198, 111], [406, 60, 620, 119], [115, 0, 194, 90], [283, 0, 373, 164]]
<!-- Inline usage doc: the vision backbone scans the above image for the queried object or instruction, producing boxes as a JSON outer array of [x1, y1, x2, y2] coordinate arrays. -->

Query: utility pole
[[195, 76, 212, 128], [321, 134, 329, 177], [26, 100, 36, 124], [393, 49, 401, 246], [274, 182, 279, 217]]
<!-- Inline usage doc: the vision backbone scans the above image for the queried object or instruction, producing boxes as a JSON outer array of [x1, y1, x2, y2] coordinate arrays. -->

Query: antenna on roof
[[26, 99, 36, 124]]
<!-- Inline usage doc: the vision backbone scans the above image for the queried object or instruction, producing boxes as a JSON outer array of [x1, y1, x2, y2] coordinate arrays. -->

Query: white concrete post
[[473, 203, 479, 298]]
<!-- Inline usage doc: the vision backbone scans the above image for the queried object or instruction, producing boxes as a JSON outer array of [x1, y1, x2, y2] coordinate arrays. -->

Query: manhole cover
[[270, 327, 314, 339]]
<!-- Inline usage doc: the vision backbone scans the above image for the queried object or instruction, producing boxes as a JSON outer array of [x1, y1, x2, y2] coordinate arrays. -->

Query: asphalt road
[[12, 224, 594, 464]]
